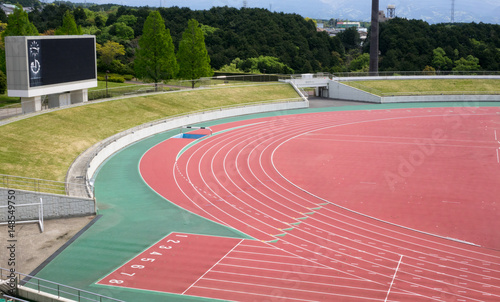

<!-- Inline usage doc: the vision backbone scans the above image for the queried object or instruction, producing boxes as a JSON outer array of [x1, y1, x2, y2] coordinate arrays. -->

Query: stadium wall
[[327, 80, 500, 103], [0, 188, 95, 223]]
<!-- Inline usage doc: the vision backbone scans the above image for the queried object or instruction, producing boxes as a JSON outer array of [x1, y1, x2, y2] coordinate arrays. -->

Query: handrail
[[0, 267, 124, 302], [0, 174, 87, 197]]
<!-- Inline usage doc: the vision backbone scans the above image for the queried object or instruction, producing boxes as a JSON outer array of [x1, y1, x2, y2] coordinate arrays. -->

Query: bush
[[97, 74, 125, 83], [0, 70, 6, 94], [123, 74, 134, 81]]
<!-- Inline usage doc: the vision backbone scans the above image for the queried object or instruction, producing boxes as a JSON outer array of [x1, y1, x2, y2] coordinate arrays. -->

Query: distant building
[[387, 5, 396, 19], [1, 4, 34, 15], [336, 21, 360, 29], [358, 27, 368, 42], [379, 10, 388, 22], [380, 5, 396, 22]]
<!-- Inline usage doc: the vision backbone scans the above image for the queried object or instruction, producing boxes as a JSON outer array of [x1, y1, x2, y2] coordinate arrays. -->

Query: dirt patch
[[0, 216, 95, 275]]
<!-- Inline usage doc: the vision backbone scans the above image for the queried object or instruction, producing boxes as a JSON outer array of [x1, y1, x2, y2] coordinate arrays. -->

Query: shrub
[[0, 70, 6, 94], [97, 74, 125, 83], [123, 74, 134, 81]]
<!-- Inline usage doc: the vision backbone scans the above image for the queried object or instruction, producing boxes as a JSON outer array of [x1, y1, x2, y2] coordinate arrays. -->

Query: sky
[[57, 0, 500, 24]]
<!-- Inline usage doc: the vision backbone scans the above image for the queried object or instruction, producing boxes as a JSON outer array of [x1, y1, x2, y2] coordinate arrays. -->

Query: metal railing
[[0, 174, 86, 197], [0, 96, 49, 120], [0, 268, 124, 302], [2, 75, 284, 121], [333, 70, 500, 78], [88, 83, 184, 101], [282, 71, 500, 80], [0, 103, 22, 120]]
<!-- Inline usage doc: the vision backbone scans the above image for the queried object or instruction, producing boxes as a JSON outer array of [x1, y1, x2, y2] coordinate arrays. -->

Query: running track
[[137, 106, 500, 301]]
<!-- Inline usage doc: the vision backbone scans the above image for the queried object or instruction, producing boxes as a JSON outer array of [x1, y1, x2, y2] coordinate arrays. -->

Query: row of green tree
[[0, 5, 213, 88], [20, 3, 347, 75], [2, 2, 500, 78], [364, 18, 500, 72]]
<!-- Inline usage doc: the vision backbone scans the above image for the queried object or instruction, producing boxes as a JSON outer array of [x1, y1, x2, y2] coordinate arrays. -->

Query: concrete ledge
[[17, 286, 74, 302]]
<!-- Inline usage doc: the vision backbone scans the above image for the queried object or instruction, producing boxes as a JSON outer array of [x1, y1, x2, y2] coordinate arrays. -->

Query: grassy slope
[[345, 79, 500, 96], [0, 84, 298, 181]]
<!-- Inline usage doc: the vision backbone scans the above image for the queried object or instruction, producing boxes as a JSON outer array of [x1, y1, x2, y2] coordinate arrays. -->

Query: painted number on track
[[107, 235, 186, 285]]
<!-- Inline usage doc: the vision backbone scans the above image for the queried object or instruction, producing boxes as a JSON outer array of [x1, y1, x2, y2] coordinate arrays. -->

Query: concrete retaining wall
[[0, 188, 95, 222], [327, 80, 500, 104], [381, 94, 500, 103], [85, 100, 309, 185], [328, 81, 381, 103]]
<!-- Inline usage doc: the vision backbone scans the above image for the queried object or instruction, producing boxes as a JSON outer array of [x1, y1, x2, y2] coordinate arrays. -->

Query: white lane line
[[385, 255, 404, 302], [182, 239, 244, 295], [195, 279, 386, 301], [224, 256, 326, 269], [495, 129, 497, 141]]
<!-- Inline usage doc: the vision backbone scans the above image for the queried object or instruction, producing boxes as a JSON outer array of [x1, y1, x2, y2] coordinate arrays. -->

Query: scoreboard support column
[[48, 92, 71, 108], [21, 96, 42, 114], [70, 89, 89, 104]]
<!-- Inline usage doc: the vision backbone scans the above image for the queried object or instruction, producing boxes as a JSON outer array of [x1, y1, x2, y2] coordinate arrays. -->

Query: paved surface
[[308, 96, 373, 108], [0, 216, 95, 275]]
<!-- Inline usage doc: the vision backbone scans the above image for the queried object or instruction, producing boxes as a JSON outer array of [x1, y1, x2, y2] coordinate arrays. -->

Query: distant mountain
[[40, 0, 500, 25], [269, 0, 500, 24]]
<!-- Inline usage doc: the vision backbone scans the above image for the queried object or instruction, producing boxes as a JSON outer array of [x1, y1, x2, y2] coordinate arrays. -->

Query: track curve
[[140, 106, 500, 301]]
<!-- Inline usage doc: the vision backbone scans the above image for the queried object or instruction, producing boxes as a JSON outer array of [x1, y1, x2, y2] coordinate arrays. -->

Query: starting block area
[[97, 233, 243, 294]]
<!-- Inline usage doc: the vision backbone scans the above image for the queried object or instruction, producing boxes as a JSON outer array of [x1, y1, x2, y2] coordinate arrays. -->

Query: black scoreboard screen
[[28, 37, 96, 87]]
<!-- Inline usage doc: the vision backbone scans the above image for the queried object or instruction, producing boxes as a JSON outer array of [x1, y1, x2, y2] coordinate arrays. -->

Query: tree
[[73, 7, 87, 26], [0, 8, 7, 23], [95, 15, 105, 28], [0, 70, 6, 94], [338, 27, 361, 51], [453, 55, 481, 72], [135, 11, 178, 90], [349, 53, 370, 72], [177, 19, 213, 88], [55, 10, 82, 35], [1, 5, 38, 73], [110, 22, 134, 42], [431, 47, 452, 71], [236, 56, 293, 74], [2, 5, 38, 37], [116, 15, 137, 27], [423, 65, 436, 75], [96, 41, 125, 66]]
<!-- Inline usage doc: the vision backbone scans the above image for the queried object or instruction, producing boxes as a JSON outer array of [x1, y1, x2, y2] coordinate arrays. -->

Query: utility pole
[[451, 0, 455, 23], [369, 0, 379, 75]]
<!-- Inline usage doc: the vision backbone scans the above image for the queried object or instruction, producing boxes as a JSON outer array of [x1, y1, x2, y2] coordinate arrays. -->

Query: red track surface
[[138, 107, 500, 301], [97, 233, 244, 294]]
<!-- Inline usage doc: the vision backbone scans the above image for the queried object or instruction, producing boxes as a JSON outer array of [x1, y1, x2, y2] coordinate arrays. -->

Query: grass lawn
[[0, 94, 20, 108], [344, 79, 500, 96], [0, 83, 298, 181], [91, 80, 135, 90]]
